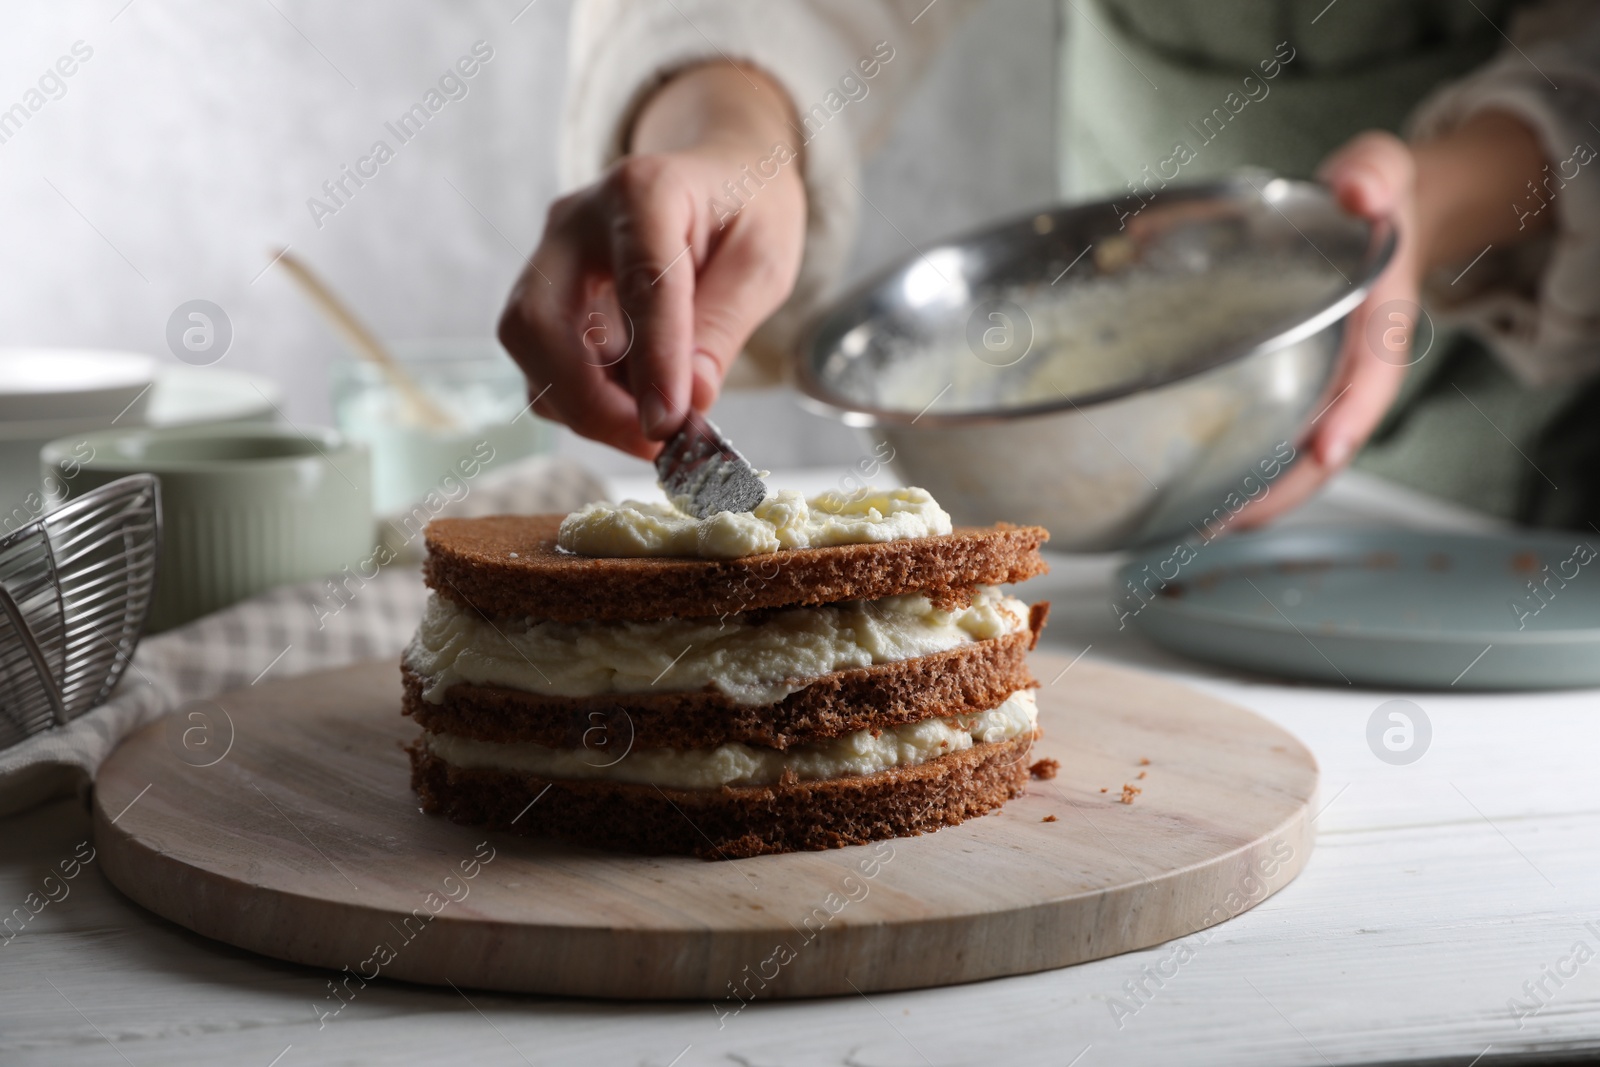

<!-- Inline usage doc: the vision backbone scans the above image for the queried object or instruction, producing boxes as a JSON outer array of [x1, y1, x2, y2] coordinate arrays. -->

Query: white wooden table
[[4, 469, 1598, 1066]]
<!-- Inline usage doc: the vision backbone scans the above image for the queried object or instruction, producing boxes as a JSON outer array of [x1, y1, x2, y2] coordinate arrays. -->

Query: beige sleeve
[[560, 0, 978, 382], [1408, 0, 1600, 387]]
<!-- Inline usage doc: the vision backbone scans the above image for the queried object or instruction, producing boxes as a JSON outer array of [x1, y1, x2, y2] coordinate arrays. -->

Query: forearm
[[630, 62, 799, 160], [1412, 110, 1552, 273]]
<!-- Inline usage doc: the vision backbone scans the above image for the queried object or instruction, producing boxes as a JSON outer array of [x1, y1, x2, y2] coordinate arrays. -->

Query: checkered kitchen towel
[[0, 455, 606, 818]]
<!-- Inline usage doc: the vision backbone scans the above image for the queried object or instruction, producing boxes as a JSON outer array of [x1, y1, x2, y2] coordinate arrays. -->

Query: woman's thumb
[[688, 237, 794, 410], [1317, 130, 1413, 219]]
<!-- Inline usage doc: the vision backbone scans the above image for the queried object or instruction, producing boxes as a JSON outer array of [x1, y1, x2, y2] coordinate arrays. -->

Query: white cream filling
[[405, 585, 1029, 706], [556, 486, 953, 559], [423, 689, 1037, 789]]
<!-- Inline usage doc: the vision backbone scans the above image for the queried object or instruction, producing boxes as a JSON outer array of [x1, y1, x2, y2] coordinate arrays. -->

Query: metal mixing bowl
[[796, 174, 1395, 552]]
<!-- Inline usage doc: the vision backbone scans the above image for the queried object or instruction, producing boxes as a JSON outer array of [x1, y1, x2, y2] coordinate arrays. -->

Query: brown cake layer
[[408, 733, 1034, 859], [422, 514, 1049, 623], [403, 602, 1047, 750]]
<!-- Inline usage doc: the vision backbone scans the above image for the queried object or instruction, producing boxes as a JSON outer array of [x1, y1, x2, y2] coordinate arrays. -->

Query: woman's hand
[[498, 64, 806, 459], [1240, 112, 1552, 527], [1237, 131, 1423, 526]]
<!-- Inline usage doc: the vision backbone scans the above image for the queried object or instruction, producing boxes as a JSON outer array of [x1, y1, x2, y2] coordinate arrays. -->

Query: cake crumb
[[1138, 757, 1150, 766], [1100, 787, 1108, 793], [1029, 758, 1060, 780], [1119, 783, 1142, 805], [1137, 771, 1147, 780], [1041, 814, 1058, 823]]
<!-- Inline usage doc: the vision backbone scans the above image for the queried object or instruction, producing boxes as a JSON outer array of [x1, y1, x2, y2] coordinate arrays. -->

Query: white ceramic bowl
[[0, 349, 155, 423], [0, 362, 280, 536]]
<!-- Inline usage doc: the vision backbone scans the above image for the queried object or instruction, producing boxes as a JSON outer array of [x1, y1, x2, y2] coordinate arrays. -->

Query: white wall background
[[0, 0, 1057, 479]]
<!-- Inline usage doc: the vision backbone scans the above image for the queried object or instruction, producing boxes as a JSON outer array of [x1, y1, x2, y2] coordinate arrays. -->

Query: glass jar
[[330, 339, 550, 516]]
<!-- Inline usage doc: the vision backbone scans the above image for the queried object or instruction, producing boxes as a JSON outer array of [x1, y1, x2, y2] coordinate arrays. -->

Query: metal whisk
[[0, 474, 161, 750]]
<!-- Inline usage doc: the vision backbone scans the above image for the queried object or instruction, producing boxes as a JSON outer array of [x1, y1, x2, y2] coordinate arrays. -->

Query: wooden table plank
[[6, 801, 1600, 1065]]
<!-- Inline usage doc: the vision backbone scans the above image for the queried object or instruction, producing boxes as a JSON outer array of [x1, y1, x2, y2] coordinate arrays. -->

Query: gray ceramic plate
[[1119, 528, 1600, 690]]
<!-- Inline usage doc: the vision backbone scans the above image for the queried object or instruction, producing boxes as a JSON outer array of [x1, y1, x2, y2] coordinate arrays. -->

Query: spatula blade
[[654, 414, 767, 519]]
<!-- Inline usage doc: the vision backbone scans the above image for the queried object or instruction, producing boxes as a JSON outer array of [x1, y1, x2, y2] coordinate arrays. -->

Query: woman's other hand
[[1240, 112, 1551, 526]]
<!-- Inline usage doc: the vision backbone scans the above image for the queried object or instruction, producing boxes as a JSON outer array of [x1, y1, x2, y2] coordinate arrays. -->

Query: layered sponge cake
[[404, 488, 1050, 859]]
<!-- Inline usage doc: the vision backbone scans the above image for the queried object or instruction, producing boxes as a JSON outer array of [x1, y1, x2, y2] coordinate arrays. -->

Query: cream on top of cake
[[406, 585, 1027, 706], [556, 486, 952, 559], [422, 689, 1037, 789]]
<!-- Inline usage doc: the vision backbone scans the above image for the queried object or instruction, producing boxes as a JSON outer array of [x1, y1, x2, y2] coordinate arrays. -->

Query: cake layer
[[402, 604, 1047, 750], [405, 585, 1032, 705], [418, 690, 1036, 789], [423, 514, 1049, 623], [408, 734, 1033, 859]]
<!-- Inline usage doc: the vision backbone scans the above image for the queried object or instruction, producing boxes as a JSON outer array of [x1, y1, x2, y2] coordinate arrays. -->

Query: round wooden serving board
[[93, 653, 1317, 999]]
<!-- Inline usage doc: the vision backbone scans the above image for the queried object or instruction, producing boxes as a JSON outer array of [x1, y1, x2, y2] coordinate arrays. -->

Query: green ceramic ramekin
[[42, 424, 372, 633]]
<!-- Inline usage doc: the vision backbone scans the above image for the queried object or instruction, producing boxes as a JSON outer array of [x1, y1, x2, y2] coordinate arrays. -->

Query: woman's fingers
[[606, 156, 700, 441], [498, 196, 662, 460], [1318, 130, 1413, 218], [496, 138, 805, 457], [1316, 289, 1413, 468], [688, 197, 806, 410], [1236, 279, 1415, 529], [1236, 131, 1422, 530], [1235, 316, 1411, 528], [1313, 131, 1420, 470]]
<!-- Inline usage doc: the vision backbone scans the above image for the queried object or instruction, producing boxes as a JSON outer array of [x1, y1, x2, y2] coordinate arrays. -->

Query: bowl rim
[[339, 336, 521, 371], [40, 423, 364, 474], [794, 174, 1396, 429], [0, 348, 155, 397]]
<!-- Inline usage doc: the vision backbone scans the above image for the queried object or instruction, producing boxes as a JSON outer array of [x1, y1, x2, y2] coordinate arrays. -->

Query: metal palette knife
[[654, 413, 767, 518], [0, 474, 161, 750]]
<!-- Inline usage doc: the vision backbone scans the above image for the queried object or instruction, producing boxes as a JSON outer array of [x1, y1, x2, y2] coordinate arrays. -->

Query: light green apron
[[1057, 0, 1597, 528]]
